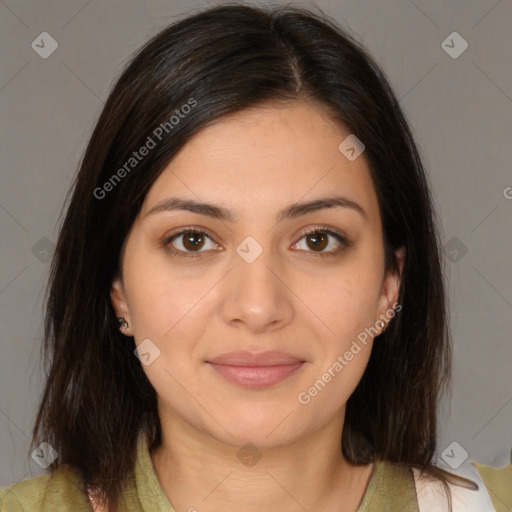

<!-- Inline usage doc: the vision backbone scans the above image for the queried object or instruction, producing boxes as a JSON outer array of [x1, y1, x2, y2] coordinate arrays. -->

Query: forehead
[[140, 100, 380, 225]]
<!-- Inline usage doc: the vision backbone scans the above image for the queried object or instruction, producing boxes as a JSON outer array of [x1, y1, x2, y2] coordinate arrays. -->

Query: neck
[[150, 409, 373, 512]]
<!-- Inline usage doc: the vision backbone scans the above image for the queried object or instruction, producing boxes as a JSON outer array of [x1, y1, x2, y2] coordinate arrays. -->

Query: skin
[[111, 100, 405, 512]]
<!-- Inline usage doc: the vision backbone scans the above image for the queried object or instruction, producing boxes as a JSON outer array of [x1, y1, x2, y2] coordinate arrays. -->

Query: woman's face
[[111, 100, 404, 450]]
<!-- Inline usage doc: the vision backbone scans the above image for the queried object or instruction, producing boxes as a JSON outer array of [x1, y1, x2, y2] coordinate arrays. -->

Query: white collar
[[413, 461, 496, 512]]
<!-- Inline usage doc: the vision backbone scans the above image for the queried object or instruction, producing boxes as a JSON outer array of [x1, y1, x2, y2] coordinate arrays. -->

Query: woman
[[1, 4, 510, 512]]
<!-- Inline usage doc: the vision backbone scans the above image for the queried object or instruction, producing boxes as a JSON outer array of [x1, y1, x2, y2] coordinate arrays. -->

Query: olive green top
[[1, 432, 511, 511]]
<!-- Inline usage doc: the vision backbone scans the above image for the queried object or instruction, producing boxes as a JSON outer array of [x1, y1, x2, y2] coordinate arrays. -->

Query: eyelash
[[162, 225, 350, 259]]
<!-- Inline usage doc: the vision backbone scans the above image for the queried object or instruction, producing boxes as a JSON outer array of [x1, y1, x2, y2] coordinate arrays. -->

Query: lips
[[206, 350, 304, 366], [206, 351, 306, 389]]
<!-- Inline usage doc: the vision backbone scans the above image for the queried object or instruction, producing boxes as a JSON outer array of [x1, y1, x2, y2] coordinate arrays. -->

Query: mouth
[[205, 350, 306, 389], [207, 361, 305, 389]]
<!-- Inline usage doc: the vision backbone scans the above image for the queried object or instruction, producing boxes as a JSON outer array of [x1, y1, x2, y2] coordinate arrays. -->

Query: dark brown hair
[[30, 3, 467, 511]]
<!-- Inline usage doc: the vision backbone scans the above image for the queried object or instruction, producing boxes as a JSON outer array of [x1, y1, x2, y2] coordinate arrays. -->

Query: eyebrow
[[144, 195, 368, 223]]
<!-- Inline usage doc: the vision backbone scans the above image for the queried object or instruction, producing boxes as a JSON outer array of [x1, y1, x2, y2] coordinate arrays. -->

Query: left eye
[[292, 228, 349, 256]]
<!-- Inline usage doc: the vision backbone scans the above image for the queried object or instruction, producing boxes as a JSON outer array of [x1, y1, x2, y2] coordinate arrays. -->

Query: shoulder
[[359, 459, 419, 511], [472, 462, 512, 512], [0, 464, 92, 512]]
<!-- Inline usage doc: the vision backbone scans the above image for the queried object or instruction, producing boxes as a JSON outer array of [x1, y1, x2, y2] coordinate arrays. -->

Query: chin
[[205, 409, 306, 447]]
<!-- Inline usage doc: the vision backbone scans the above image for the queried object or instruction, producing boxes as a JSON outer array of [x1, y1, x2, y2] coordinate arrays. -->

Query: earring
[[117, 317, 128, 330], [376, 320, 387, 332]]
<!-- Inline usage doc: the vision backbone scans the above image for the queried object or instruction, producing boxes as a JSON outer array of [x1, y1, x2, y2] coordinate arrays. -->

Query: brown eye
[[305, 231, 329, 252], [182, 231, 206, 251], [293, 227, 350, 257], [164, 228, 218, 257]]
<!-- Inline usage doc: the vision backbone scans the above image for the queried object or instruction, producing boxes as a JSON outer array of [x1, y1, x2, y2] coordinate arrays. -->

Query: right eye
[[163, 227, 221, 258]]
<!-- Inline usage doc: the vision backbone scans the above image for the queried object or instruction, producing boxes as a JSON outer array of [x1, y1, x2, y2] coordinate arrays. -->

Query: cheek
[[123, 249, 213, 337], [124, 264, 209, 397], [299, 269, 381, 341], [304, 262, 382, 408], [318, 345, 373, 412]]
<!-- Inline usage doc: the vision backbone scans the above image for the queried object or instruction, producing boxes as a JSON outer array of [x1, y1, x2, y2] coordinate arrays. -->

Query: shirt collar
[[133, 430, 176, 511]]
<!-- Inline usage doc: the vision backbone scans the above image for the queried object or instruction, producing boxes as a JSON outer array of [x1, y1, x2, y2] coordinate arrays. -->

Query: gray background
[[1, 0, 511, 488]]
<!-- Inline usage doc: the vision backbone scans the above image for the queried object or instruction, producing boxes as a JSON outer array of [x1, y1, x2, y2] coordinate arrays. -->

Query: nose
[[220, 248, 294, 334]]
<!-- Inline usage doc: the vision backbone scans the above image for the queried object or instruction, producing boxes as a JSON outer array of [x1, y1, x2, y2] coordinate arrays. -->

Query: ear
[[110, 273, 132, 334], [377, 245, 406, 324]]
